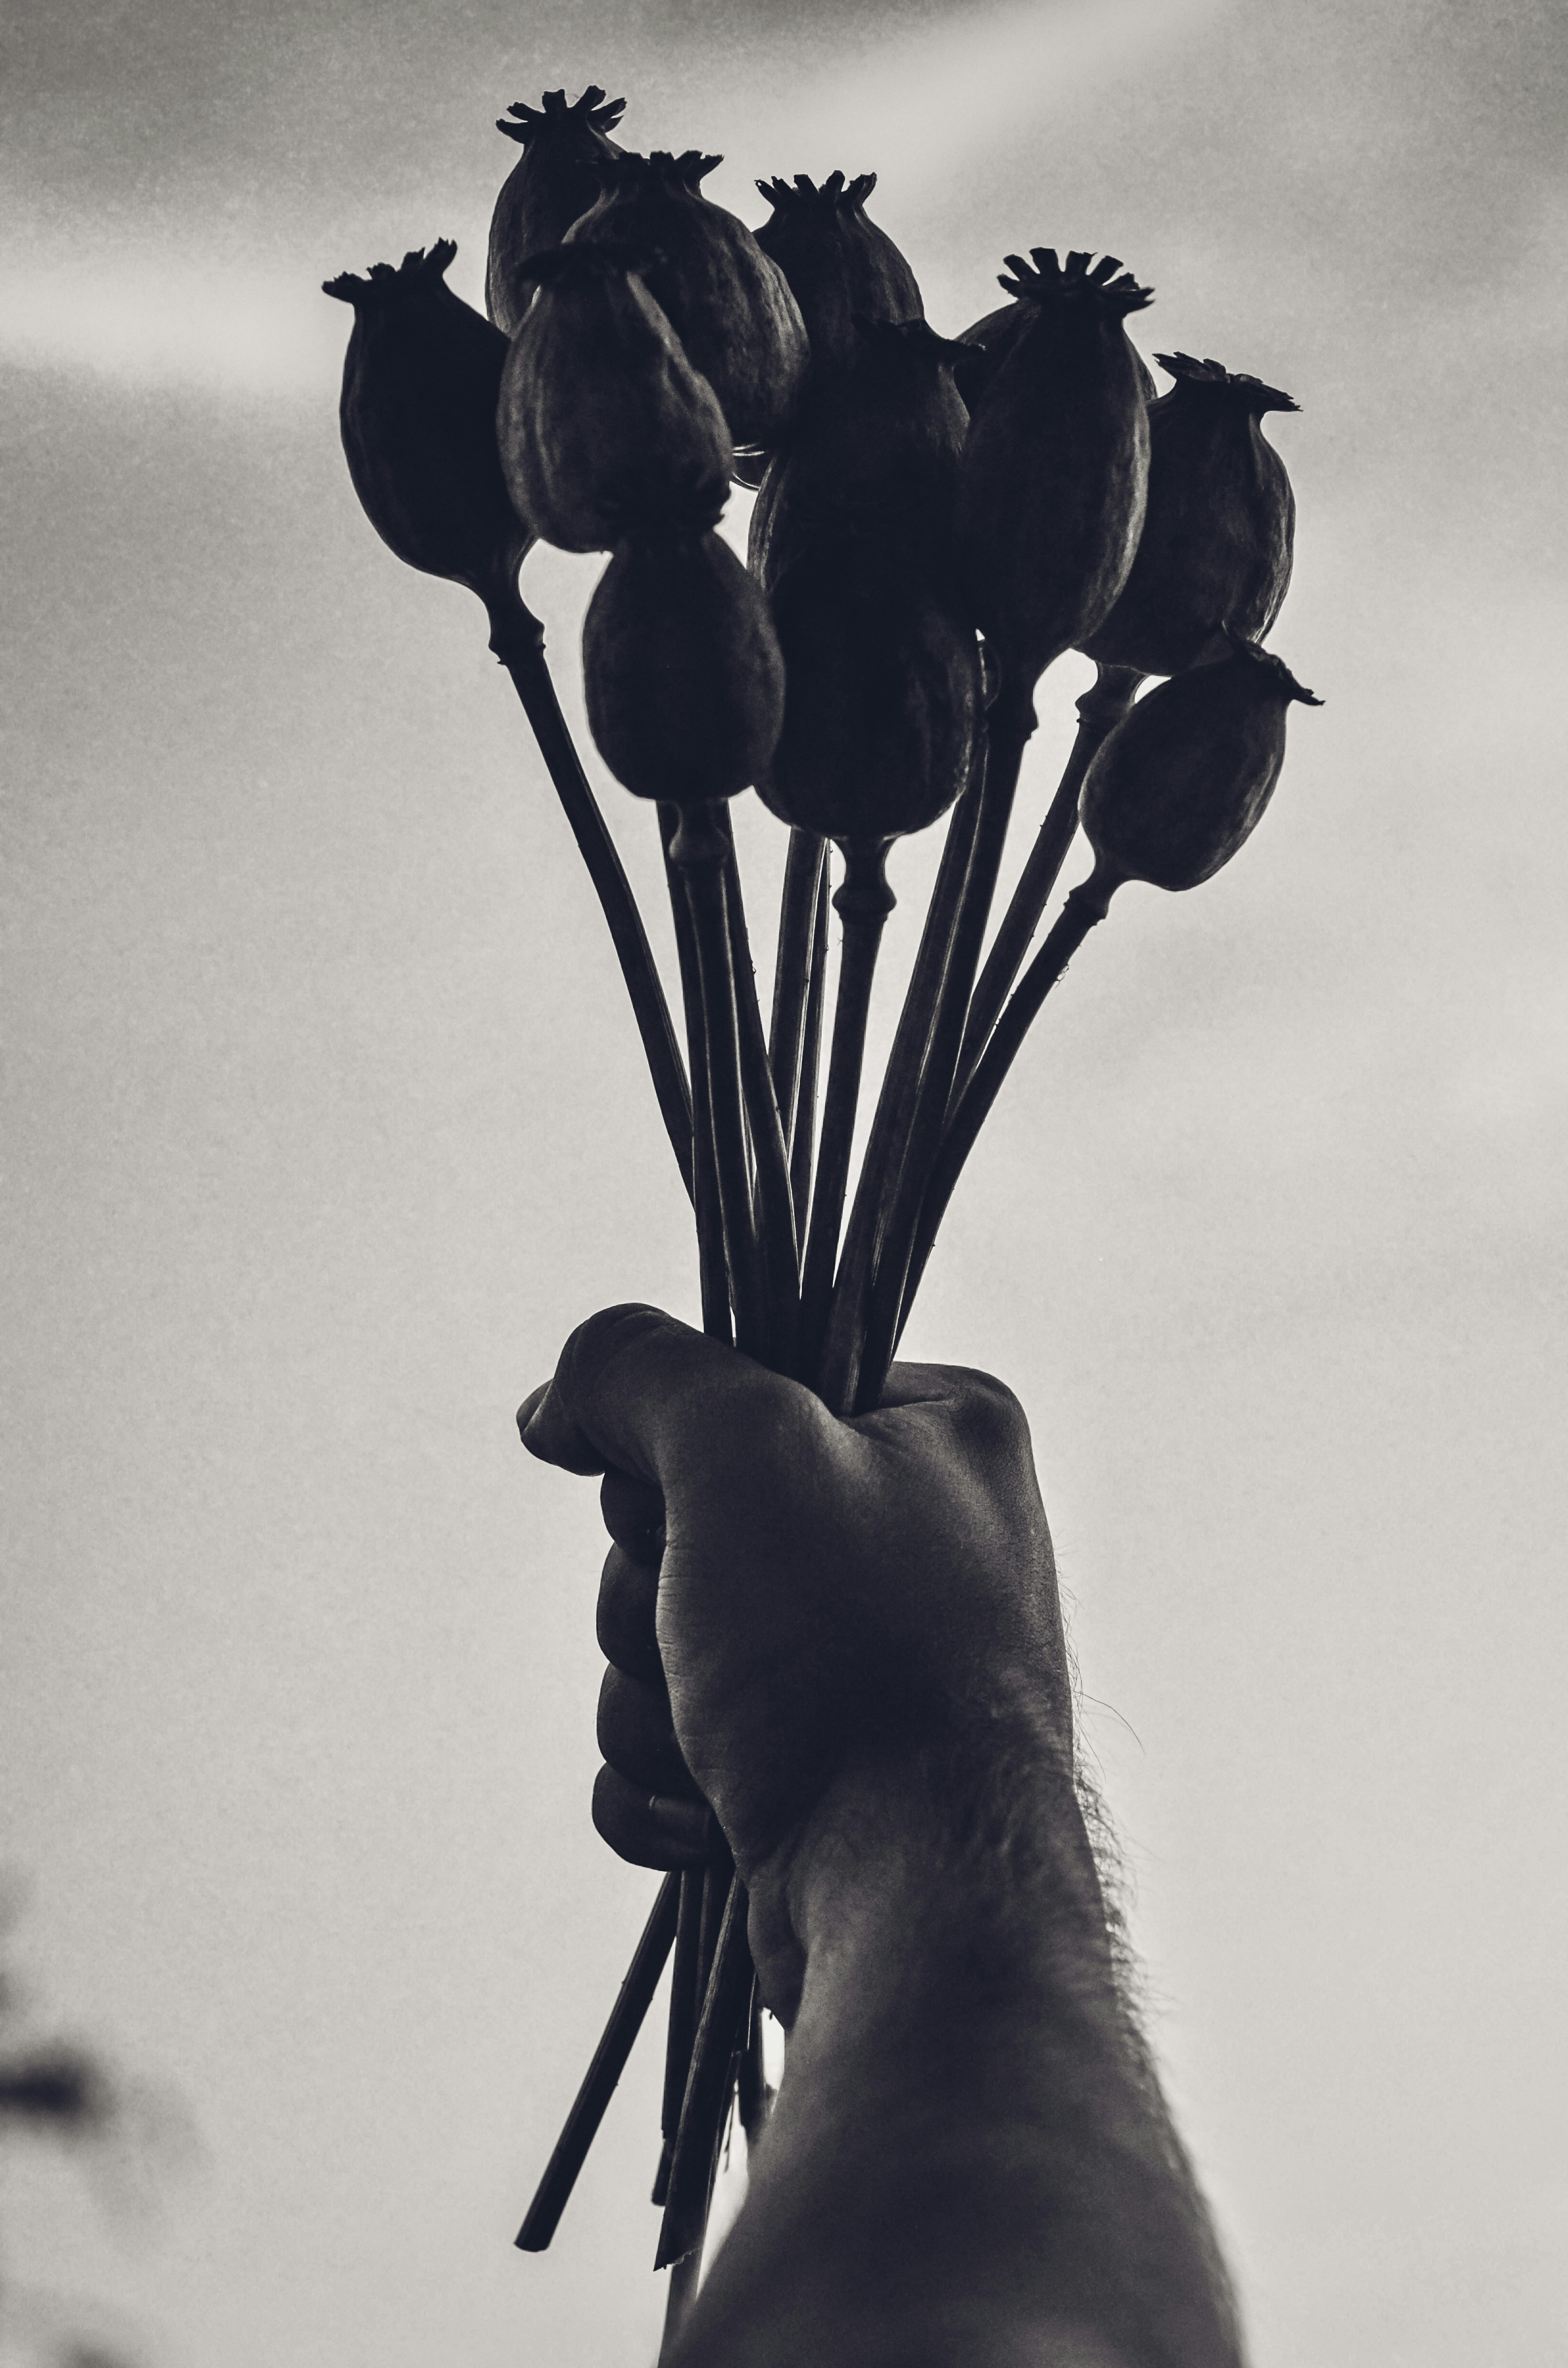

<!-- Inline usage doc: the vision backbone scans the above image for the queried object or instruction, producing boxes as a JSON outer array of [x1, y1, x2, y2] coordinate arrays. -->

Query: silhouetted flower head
[[750, 317, 971, 589], [583, 532, 785, 804], [487, 85, 626, 335], [759, 537, 980, 847], [324, 240, 533, 649], [753, 171, 923, 381], [1082, 349, 1299, 677], [1155, 350, 1298, 413], [956, 247, 1154, 708], [565, 150, 809, 448], [958, 274, 1158, 410], [1080, 628, 1321, 893], [495, 244, 732, 553]]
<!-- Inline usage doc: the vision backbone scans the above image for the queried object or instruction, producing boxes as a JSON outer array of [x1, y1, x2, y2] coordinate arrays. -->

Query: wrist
[[746, 1676, 1113, 2030]]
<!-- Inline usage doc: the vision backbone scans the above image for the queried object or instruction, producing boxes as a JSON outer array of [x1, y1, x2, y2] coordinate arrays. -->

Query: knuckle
[[946, 1365, 1030, 1456], [560, 1302, 668, 1405]]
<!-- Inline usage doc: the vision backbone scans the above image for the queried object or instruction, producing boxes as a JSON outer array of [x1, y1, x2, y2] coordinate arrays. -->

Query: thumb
[[518, 1303, 753, 1482]]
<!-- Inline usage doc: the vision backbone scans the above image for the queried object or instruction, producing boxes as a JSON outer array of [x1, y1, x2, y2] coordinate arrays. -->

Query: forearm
[[674, 1727, 1243, 2368]]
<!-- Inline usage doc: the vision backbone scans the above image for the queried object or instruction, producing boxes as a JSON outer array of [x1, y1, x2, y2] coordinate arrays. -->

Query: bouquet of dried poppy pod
[[324, 77, 1319, 2351]]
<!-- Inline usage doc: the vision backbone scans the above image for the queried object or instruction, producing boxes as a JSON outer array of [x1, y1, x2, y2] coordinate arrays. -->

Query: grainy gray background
[[2, 1, 1564, 2361]]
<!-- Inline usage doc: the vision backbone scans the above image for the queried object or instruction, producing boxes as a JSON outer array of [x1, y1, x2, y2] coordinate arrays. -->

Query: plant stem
[[798, 840, 896, 1376], [850, 691, 1031, 1413], [655, 1874, 755, 2272], [895, 865, 1121, 1340], [791, 861, 831, 1238], [661, 807, 731, 1345], [499, 625, 693, 1199], [956, 665, 1141, 1096], [723, 845, 802, 1379], [671, 806, 770, 1361], [652, 1870, 706, 2208], [514, 1873, 682, 2252], [769, 829, 828, 1152], [815, 770, 986, 1413]]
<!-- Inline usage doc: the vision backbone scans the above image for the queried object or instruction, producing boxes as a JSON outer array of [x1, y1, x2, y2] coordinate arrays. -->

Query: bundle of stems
[[506, 612, 1119, 2337], [323, 132, 1312, 2356]]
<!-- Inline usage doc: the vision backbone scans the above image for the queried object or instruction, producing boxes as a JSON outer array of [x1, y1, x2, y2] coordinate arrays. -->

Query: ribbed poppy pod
[[956, 248, 1153, 703], [753, 171, 923, 379], [583, 532, 785, 805], [749, 319, 970, 591], [324, 240, 533, 646], [565, 150, 809, 448], [495, 247, 732, 554], [487, 86, 625, 336], [1081, 351, 1298, 678], [1079, 629, 1321, 893], [759, 541, 980, 844], [958, 289, 1156, 410]]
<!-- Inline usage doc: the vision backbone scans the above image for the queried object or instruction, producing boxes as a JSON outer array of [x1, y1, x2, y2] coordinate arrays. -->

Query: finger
[[599, 1469, 665, 1564], [515, 1379, 600, 1475], [591, 1764, 716, 1870], [597, 1666, 696, 1796], [596, 1545, 665, 1688], [518, 1302, 794, 1485]]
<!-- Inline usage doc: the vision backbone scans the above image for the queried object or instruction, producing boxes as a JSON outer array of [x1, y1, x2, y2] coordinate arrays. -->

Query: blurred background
[[2, 0, 1565, 2361]]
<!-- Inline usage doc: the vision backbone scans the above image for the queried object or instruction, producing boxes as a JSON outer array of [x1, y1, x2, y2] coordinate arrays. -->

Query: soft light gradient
[[2, 2, 1564, 2363]]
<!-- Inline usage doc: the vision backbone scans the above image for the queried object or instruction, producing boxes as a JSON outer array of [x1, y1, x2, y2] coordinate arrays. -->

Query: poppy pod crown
[[1210, 623, 1321, 703], [756, 168, 878, 216], [1155, 351, 1298, 413], [996, 247, 1153, 319], [957, 275, 1156, 411], [496, 84, 626, 146], [324, 237, 461, 311], [606, 147, 723, 194]]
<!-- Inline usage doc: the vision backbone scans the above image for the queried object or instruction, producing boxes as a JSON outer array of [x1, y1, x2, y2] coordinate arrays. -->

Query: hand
[[519, 1303, 1072, 2011]]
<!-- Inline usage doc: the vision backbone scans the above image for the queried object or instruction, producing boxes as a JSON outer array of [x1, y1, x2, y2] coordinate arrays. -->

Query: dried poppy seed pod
[[324, 240, 534, 650], [565, 150, 809, 448], [1080, 628, 1321, 894], [956, 248, 1152, 703], [487, 86, 625, 336], [583, 532, 785, 805], [958, 288, 1157, 411], [1082, 351, 1298, 678], [495, 246, 732, 554], [749, 319, 969, 591], [759, 541, 980, 845], [753, 170, 923, 380]]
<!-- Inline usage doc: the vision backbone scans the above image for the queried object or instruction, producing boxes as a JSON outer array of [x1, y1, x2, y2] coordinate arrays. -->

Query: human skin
[[520, 1303, 1244, 2368]]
